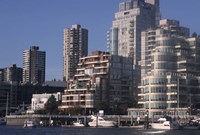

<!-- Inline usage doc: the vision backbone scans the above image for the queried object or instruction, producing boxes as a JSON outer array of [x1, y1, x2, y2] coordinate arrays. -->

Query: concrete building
[[23, 46, 46, 85], [107, 0, 160, 98], [63, 24, 88, 81], [128, 19, 200, 117], [60, 51, 133, 115], [3, 64, 22, 84]]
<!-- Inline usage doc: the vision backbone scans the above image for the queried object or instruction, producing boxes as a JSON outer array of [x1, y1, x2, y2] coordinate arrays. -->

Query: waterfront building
[[17, 84, 66, 108], [22, 46, 46, 85], [128, 19, 200, 117], [63, 24, 88, 81], [107, 0, 160, 98], [60, 51, 133, 115], [0, 82, 66, 116], [31, 92, 62, 112]]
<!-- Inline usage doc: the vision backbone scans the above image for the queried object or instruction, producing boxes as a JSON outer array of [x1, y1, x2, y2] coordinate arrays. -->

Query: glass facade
[[138, 19, 200, 117]]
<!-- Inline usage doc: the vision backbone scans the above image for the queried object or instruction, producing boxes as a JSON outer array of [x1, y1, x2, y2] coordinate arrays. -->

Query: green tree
[[94, 101, 110, 114], [192, 32, 197, 37], [34, 109, 46, 114], [44, 95, 58, 115]]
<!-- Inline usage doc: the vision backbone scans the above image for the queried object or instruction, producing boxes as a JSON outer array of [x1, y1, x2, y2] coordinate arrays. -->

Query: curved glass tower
[[139, 19, 200, 116]]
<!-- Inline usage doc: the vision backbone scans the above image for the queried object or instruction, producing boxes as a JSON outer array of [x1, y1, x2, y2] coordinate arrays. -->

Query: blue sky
[[0, 0, 200, 81]]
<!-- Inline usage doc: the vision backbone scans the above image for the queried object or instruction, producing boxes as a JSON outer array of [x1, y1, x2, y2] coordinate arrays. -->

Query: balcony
[[138, 101, 145, 104], [177, 60, 186, 64], [74, 74, 85, 77], [177, 68, 186, 72], [78, 77, 91, 81], [77, 68, 85, 71], [84, 61, 100, 64], [138, 93, 145, 96], [95, 66, 108, 69], [95, 72, 107, 75]]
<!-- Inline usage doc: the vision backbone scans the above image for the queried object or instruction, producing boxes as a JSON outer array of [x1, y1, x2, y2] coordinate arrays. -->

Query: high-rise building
[[108, 0, 160, 60], [60, 51, 133, 115], [63, 24, 88, 81], [128, 19, 200, 117], [107, 0, 160, 100], [3, 64, 22, 83], [23, 46, 46, 84]]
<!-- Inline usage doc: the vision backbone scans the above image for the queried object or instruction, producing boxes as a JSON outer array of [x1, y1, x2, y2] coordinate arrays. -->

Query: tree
[[44, 95, 58, 115], [94, 101, 110, 114], [192, 32, 197, 37], [34, 109, 46, 114]]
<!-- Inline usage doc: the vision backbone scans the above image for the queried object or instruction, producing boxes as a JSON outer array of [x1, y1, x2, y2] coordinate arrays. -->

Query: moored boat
[[23, 120, 36, 128], [182, 125, 200, 130], [88, 115, 117, 127], [0, 117, 6, 125], [73, 119, 85, 127], [150, 117, 179, 130], [182, 119, 200, 130]]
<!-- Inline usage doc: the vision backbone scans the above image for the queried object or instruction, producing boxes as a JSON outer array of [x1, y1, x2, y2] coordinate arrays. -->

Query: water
[[0, 126, 200, 135]]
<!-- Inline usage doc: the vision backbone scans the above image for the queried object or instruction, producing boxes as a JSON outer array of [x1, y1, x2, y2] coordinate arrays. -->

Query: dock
[[6, 115, 146, 127]]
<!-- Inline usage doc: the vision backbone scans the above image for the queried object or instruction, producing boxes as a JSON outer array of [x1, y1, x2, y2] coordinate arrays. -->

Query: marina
[[1, 114, 200, 135], [4, 114, 200, 130], [6, 114, 134, 127]]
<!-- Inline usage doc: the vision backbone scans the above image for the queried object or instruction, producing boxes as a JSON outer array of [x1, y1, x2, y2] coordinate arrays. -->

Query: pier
[[6, 115, 146, 126]]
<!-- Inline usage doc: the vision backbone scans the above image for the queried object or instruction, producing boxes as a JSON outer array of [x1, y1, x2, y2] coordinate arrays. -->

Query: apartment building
[[63, 24, 88, 81], [23, 46, 46, 85], [107, 0, 160, 98], [60, 51, 133, 115], [128, 19, 200, 117]]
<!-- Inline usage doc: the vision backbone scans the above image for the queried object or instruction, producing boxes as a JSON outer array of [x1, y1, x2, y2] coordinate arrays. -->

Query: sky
[[0, 0, 200, 81]]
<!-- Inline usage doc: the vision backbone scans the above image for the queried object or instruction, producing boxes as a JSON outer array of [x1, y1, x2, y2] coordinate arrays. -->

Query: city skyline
[[0, 0, 200, 81]]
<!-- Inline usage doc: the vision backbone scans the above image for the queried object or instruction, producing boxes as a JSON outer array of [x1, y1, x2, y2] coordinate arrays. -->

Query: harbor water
[[0, 126, 200, 135]]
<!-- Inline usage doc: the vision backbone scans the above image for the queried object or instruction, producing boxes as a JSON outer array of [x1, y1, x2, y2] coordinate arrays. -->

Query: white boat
[[183, 124, 200, 130], [73, 119, 84, 127], [182, 119, 200, 130], [88, 115, 117, 127], [0, 117, 6, 125], [150, 117, 179, 130], [23, 120, 36, 128]]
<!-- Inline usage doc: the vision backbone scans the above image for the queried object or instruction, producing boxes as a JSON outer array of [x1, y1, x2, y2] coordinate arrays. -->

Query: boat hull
[[183, 126, 200, 130], [88, 115, 118, 127], [0, 118, 6, 125], [73, 123, 85, 127], [150, 122, 179, 130], [88, 121, 117, 127], [23, 120, 36, 128]]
